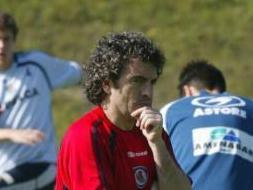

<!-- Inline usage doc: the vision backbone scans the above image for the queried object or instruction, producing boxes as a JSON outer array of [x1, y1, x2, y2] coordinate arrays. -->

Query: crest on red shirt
[[133, 166, 149, 189]]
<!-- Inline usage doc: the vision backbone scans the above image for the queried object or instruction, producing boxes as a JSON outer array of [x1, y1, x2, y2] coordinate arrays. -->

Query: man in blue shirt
[[0, 11, 82, 190], [161, 60, 253, 190]]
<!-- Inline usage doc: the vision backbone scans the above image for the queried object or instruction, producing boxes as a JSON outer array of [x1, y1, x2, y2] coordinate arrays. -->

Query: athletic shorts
[[0, 162, 56, 190]]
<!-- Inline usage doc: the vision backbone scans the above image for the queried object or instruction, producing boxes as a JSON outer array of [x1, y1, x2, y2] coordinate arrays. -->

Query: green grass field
[[1, 1, 252, 188], [2, 0, 252, 148]]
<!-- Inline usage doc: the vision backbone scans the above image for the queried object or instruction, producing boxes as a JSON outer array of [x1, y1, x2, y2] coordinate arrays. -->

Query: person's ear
[[183, 85, 191, 97], [183, 85, 199, 97], [102, 80, 111, 94]]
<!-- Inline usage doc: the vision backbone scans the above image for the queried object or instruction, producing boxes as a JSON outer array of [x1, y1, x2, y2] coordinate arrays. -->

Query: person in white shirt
[[0, 11, 82, 190]]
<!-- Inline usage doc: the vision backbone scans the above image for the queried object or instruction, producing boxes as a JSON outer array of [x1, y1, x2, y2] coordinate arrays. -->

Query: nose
[[141, 82, 153, 99], [0, 39, 3, 49], [0, 38, 5, 50]]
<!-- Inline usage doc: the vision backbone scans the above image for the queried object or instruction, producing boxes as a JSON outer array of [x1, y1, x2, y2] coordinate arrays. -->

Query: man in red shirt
[[55, 32, 190, 190]]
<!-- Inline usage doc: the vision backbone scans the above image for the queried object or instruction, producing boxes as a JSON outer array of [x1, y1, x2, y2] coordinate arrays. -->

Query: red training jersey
[[55, 106, 157, 190]]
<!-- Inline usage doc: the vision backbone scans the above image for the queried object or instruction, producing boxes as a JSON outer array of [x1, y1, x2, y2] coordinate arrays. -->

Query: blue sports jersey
[[160, 91, 253, 190], [0, 51, 82, 174]]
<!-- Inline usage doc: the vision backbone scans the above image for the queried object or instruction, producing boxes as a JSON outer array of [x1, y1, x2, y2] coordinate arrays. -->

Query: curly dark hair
[[84, 31, 165, 105], [0, 11, 19, 40], [178, 59, 226, 97]]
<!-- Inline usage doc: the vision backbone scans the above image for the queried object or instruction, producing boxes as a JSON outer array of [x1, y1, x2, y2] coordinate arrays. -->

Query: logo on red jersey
[[127, 151, 148, 158], [133, 166, 148, 189]]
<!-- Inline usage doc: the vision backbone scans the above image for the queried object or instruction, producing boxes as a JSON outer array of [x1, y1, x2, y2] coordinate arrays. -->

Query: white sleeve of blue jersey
[[27, 51, 82, 89]]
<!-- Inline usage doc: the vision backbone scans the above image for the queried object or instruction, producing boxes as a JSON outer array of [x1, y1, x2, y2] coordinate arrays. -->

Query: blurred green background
[[1, 0, 252, 140]]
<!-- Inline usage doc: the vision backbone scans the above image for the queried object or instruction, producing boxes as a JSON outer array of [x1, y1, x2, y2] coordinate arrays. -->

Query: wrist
[[0, 129, 15, 142], [148, 137, 164, 148]]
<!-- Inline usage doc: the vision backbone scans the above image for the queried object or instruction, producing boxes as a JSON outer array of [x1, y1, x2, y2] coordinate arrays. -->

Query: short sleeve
[[55, 122, 116, 190]]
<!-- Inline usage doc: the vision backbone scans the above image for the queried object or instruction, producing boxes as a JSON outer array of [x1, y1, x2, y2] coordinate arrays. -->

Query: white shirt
[[0, 51, 82, 173]]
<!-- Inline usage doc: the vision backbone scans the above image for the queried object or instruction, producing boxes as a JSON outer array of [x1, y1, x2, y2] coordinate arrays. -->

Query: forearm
[[148, 139, 191, 190], [131, 107, 191, 189], [0, 128, 14, 142], [0, 128, 44, 145]]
